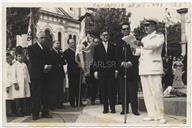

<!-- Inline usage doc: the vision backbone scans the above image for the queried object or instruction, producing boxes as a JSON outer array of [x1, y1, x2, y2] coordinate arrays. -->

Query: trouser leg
[[57, 78, 64, 106], [100, 78, 109, 111], [129, 81, 138, 113], [140, 76, 155, 118], [149, 75, 164, 119], [108, 78, 116, 111], [30, 79, 42, 117], [120, 76, 129, 112]]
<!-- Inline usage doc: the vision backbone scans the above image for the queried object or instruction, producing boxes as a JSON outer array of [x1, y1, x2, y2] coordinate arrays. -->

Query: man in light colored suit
[[134, 19, 167, 124]]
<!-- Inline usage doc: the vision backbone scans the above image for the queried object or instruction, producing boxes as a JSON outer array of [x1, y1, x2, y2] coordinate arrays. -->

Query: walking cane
[[78, 69, 82, 108], [124, 44, 128, 124]]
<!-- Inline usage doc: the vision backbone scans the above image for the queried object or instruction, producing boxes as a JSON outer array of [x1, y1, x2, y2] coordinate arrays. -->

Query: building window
[[69, 34, 72, 39], [73, 35, 76, 42], [58, 32, 62, 43], [67, 34, 72, 44]]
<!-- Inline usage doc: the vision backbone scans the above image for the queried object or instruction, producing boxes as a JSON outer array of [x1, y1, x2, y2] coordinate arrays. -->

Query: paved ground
[[6, 102, 186, 126]]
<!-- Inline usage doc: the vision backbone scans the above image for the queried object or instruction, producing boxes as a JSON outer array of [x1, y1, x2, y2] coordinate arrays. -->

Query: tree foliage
[[85, 8, 131, 42], [6, 8, 40, 49], [133, 20, 181, 56]]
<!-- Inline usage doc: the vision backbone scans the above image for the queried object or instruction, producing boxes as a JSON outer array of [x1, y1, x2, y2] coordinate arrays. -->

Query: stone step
[[138, 93, 187, 117]]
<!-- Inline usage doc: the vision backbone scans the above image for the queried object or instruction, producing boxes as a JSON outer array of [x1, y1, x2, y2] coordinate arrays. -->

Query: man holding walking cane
[[116, 23, 140, 121]]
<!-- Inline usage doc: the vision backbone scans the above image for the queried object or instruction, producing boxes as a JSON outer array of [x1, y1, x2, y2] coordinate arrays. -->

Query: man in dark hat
[[134, 19, 167, 124]]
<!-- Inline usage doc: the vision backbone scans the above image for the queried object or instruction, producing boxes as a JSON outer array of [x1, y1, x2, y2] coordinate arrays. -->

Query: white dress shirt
[[102, 41, 108, 53], [37, 41, 43, 50]]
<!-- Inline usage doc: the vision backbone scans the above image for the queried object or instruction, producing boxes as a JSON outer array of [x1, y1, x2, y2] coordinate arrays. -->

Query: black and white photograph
[[1, 1, 191, 127]]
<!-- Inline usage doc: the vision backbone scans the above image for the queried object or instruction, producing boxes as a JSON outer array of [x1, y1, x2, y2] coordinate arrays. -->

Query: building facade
[[36, 7, 80, 51]]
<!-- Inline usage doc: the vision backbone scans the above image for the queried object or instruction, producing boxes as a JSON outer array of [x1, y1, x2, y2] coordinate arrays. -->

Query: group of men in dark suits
[[27, 22, 141, 120], [92, 22, 140, 115], [28, 32, 85, 120]]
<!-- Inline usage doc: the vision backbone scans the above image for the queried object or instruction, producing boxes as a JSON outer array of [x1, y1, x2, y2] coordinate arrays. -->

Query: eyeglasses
[[40, 37, 46, 39], [102, 34, 108, 36], [122, 27, 129, 31]]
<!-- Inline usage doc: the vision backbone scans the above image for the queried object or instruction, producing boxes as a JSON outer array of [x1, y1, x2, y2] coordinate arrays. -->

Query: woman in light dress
[[172, 57, 184, 89]]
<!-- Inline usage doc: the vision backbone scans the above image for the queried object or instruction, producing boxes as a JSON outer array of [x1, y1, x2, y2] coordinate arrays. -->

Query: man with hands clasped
[[116, 23, 140, 116], [93, 30, 118, 114], [28, 32, 53, 120]]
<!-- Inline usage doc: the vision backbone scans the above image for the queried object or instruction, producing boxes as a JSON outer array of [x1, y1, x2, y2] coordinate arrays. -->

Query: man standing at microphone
[[116, 23, 140, 116]]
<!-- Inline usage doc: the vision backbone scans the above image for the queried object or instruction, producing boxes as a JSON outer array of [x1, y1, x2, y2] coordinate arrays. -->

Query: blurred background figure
[[162, 56, 173, 90], [63, 38, 85, 107], [172, 56, 184, 89]]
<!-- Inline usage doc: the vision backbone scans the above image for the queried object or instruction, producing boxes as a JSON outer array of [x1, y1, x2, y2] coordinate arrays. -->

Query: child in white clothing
[[12, 50, 31, 116], [6, 52, 17, 116]]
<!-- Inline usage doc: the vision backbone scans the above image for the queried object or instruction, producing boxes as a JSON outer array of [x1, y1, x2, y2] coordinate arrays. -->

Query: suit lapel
[[100, 43, 107, 55], [107, 42, 111, 55]]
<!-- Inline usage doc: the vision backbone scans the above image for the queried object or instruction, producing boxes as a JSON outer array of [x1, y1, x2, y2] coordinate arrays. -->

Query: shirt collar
[[147, 30, 156, 38], [37, 41, 43, 50], [69, 48, 75, 52], [53, 47, 59, 53], [102, 41, 108, 45]]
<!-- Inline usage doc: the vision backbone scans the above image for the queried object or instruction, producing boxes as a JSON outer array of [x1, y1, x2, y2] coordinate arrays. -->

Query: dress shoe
[[133, 111, 140, 116], [103, 110, 109, 114], [57, 105, 65, 109], [70, 104, 76, 108], [7, 113, 17, 117], [91, 101, 95, 105], [111, 110, 116, 113], [32, 116, 39, 120], [143, 117, 154, 121], [41, 113, 53, 118], [16, 113, 24, 117], [159, 119, 167, 124], [120, 111, 129, 115], [80, 103, 86, 107]]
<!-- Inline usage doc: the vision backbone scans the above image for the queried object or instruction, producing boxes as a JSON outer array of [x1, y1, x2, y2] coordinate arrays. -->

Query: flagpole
[[124, 44, 127, 124], [165, 26, 168, 56], [78, 69, 82, 108], [164, 8, 168, 57]]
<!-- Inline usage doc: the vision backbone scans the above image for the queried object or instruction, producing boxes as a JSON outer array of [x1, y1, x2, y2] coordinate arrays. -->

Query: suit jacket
[[116, 39, 139, 81], [27, 43, 46, 80], [63, 48, 80, 78], [134, 31, 164, 75], [46, 49, 65, 79], [93, 42, 117, 78]]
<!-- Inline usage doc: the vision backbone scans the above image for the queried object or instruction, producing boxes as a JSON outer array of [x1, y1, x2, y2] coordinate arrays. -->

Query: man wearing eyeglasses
[[134, 19, 167, 124], [116, 23, 140, 116], [93, 30, 117, 114]]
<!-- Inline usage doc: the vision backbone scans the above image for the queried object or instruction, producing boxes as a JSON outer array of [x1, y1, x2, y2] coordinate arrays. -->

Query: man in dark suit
[[116, 23, 140, 115], [45, 40, 65, 109], [93, 30, 117, 114], [28, 32, 52, 120], [63, 39, 85, 107]]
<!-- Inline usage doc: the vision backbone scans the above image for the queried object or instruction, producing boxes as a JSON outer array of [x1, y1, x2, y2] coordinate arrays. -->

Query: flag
[[75, 13, 86, 71], [164, 8, 175, 27], [27, 9, 32, 46], [75, 10, 96, 76]]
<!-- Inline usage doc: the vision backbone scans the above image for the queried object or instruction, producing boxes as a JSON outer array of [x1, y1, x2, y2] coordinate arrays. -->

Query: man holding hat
[[134, 19, 167, 124]]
